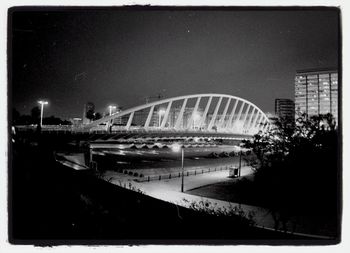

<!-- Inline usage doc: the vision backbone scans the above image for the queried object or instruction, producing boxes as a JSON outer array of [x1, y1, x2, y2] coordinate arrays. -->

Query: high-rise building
[[295, 69, 338, 123], [275, 98, 295, 120], [82, 102, 95, 124]]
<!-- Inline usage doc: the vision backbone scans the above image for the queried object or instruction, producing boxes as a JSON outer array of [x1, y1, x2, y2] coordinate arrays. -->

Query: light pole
[[108, 105, 117, 116], [38, 100, 48, 127], [171, 143, 185, 192], [108, 105, 117, 132], [238, 150, 242, 177]]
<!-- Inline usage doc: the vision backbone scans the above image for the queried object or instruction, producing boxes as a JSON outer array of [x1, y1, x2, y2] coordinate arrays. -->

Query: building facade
[[295, 69, 338, 123], [82, 102, 95, 124], [275, 98, 295, 120]]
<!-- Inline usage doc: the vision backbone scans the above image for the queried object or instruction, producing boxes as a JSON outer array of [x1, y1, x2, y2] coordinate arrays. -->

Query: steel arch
[[82, 93, 270, 135]]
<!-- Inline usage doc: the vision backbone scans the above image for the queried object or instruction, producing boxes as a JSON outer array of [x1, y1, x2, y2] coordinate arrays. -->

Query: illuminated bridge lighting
[[82, 93, 270, 136]]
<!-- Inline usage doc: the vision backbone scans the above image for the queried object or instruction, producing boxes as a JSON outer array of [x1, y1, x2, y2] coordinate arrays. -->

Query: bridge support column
[[199, 96, 212, 129], [218, 98, 231, 129], [187, 97, 201, 130], [246, 108, 256, 132], [174, 98, 188, 129], [231, 101, 245, 130], [160, 101, 172, 128], [126, 112, 134, 130], [144, 105, 155, 129], [250, 111, 261, 133], [208, 96, 222, 131], [255, 114, 264, 132], [226, 99, 239, 130]]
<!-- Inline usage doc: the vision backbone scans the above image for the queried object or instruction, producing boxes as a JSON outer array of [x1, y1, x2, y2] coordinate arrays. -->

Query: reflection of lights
[[118, 150, 126, 156], [193, 137, 200, 142], [116, 161, 129, 164]]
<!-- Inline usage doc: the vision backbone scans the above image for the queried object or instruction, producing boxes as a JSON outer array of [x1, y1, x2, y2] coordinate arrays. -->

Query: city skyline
[[10, 7, 339, 119]]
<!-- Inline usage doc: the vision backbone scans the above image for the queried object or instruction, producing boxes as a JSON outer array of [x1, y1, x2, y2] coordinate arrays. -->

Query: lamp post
[[108, 105, 117, 116], [171, 143, 185, 192], [107, 105, 117, 132], [238, 150, 242, 177], [38, 100, 48, 127]]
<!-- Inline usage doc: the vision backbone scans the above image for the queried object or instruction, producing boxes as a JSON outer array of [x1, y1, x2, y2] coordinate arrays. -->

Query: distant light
[[158, 108, 166, 115], [109, 105, 117, 116], [171, 143, 182, 153], [193, 111, 201, 120], [38, 100, 48, 105]]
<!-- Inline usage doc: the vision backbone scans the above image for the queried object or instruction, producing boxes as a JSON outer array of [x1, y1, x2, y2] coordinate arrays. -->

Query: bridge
[[83, 93, 270, 136]]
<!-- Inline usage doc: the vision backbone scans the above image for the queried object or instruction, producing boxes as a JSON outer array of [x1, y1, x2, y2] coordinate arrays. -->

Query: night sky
[[10, 7, 339, 119]]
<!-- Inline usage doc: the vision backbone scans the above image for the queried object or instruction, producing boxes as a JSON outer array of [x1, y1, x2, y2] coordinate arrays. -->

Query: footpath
[[57, 154, 335, 239]]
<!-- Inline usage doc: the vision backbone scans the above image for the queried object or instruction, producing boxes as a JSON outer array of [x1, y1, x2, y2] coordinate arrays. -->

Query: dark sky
[[10, 7, 339, 119]]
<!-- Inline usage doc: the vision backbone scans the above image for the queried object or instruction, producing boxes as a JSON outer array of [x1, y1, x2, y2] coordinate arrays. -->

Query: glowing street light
[[158, 108, 166, 127], [38, 100, 48, 127], [171, 143, 185, 192], [108, 105, 117, 116]]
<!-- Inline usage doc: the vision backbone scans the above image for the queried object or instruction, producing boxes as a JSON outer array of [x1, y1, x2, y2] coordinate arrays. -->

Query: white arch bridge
[[83, 93, 270, 136]]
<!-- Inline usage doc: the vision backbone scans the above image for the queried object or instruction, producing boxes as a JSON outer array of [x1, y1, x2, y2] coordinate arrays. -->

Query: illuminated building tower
[[295, 69, 338, 123]]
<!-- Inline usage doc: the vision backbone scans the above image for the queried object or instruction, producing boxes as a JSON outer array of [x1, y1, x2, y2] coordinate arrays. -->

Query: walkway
[[57, 154, 335, 239]]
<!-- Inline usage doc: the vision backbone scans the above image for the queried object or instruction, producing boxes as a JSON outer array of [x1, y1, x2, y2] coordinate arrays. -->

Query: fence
[[132, 165, 233, 182]]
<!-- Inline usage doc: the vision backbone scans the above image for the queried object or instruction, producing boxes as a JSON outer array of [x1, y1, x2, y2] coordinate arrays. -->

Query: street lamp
[[38, 100, 48, 127], [171, 143, 185, 192], [108, 105, 117, 116], [107, 105, 117, 133], [238, 150, 242, 177]]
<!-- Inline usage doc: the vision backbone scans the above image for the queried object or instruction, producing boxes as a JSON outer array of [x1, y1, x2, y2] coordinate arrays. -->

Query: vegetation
[[182, 198, 256, 227], [12, 107, 72, 125], [242, 113, 339, 234], [85, 102, 103, 121], [85, 102, 96, 121]]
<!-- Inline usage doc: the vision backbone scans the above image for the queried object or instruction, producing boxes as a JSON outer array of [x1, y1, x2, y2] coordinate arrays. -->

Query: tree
[[242, 113, 339, 232], [85, 102, 95, 122], [94, 112, 102, 120], [43, 116, 73, 125], [31, 106, 41, 124], [12, 108, 20, 124]]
